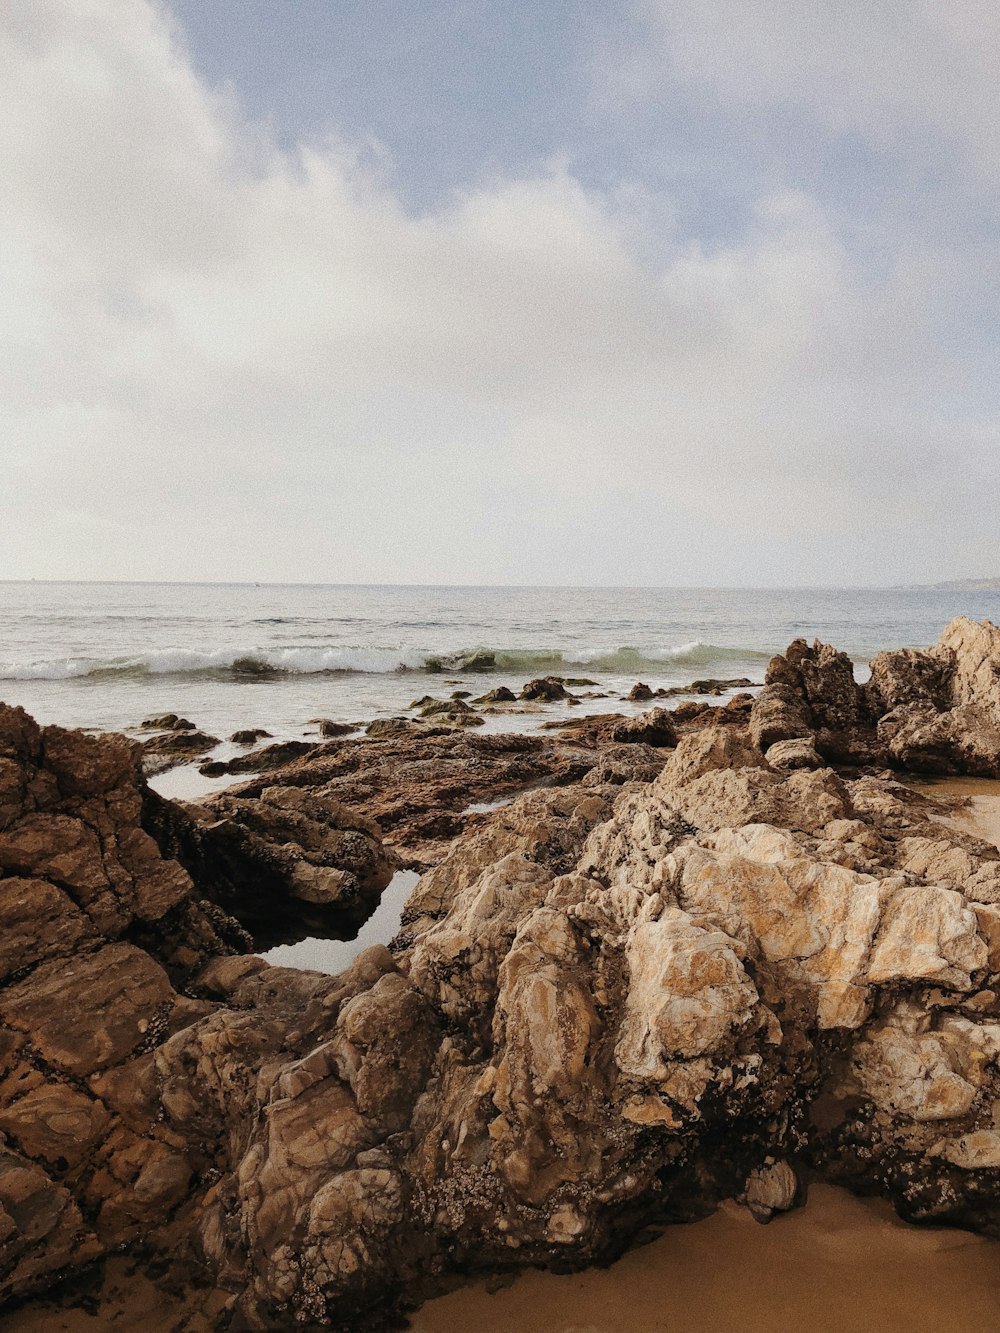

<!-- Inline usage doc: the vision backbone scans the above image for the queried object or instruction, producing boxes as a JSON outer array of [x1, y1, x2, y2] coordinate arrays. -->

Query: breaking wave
[[0, 640, 772, 682]]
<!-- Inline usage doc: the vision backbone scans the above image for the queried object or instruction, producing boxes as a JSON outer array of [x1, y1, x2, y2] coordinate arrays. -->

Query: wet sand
[[410, 1185, 1000, 1333], [909, 773, 1000, 849]]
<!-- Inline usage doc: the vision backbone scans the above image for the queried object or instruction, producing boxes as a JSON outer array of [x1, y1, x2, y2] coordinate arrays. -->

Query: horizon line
[[1, 578, 998, 593]]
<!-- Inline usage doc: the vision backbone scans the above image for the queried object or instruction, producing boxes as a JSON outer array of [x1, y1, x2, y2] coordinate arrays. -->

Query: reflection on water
[[261, 868, 420, 973]]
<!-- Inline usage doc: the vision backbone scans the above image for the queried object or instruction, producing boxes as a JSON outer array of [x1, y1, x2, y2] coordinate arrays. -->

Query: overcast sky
[[2, 0, 998, 585]]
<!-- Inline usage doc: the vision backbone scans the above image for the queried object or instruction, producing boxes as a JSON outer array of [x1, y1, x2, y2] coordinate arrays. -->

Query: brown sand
[[911, 774, 1000, 850], [409, 1185, 1000, 1333]]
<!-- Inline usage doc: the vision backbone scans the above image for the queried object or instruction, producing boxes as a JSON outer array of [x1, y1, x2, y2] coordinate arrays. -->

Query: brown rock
[[610, 708, 678, 747], [1, 943, 176, 1074], [230, 727, 273, 745], [520, 676, 569, 701]]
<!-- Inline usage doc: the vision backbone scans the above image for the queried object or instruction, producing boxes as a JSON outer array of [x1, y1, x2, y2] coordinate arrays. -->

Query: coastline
[[3, 616, 1000, 1328]]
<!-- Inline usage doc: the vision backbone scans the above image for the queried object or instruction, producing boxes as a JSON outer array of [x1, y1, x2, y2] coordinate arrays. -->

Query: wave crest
[[0, 640, 771, 682]]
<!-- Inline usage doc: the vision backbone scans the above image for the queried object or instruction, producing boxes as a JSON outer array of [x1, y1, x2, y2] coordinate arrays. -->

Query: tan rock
[[616, 908, 759, 1074]]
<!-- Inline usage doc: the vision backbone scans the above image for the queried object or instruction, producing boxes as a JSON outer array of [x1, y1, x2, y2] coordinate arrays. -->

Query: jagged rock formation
[[3, 617, 1000, 1329], [145, 786, 399, 948], [0, 704, 247, 1304], [752, 615, 1000, 775]]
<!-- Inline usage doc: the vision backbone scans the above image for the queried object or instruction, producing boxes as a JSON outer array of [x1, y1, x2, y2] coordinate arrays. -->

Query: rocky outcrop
[[627, 682, 654, 701], [750, 638, 869, 760], [135, 724, 999, 1328], [520, 676, 570, 701], [610, 707, 678, 747], [753, 616, 1000, 775], [412, 698, 485, 728], [142, 728, 221, 775], [189, 729, 604, 871], [4, 634, 1000, 1328], [146, 785, 398, 948], [0, 704, 246, 1306]]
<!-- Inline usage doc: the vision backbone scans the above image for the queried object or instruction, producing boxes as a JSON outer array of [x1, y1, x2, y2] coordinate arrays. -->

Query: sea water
[[2, 581, 998, 741]]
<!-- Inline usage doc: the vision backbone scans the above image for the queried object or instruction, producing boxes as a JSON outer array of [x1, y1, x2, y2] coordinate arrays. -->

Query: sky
[[2, 0, 998, 586]]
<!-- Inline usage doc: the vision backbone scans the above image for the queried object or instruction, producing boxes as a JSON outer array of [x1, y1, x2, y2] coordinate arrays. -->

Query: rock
[[878, 701, 1000, 776], [750, 639, 873, 762], [140, 713, 195, 731], [764, 737, 823, 770], [763, 618, 1000, 775], [627, 682, 654, 702], [145, 784, 398, 946], [654, 677, 759, 698], [744, 1161, 799, 1222], [313, 719, 355, 739], [417, 698, 485, 728], [366, 717, 428, 739], [229, 728, 272, 745], [197, 738, 320, 777], [688, 676, 756, 694], [866, 647, 953, 713], [520, 676, 570, 702], [749, 682, 814, 752], [141, 729, 220, 776], [476, 686, 516, 704], [0, 704, 245, 1304], [610, 708, 678, 747], [5, 655, 1000, 1327]]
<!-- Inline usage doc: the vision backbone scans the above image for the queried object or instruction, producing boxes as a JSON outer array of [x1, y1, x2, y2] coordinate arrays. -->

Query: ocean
[[1, 581, 998, 746]]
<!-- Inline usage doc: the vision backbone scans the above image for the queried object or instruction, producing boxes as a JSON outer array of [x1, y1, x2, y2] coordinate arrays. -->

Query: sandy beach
[[411, 1184, 1000, 1333]]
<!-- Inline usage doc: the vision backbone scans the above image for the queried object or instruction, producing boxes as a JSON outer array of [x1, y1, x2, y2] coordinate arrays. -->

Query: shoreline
[[3, 616, 1000, 1329]]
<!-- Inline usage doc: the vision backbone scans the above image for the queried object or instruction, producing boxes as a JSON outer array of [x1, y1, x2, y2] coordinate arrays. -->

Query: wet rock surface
[[3, 618, 1000, 1329], [145, 785, 399, 948], [141, 727, 221, 775]]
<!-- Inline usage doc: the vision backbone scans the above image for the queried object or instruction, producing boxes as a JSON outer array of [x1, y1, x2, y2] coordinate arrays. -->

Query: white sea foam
[[0, 638, 772, 681], [0, 644, 434, 680]]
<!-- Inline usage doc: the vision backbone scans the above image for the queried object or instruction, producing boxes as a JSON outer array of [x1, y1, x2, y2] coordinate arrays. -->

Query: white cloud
[[637, 0, 1000, 193], [0, 0, 996, 585]]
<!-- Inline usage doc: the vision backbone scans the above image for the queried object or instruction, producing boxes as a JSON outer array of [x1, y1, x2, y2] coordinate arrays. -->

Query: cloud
[[636, 0, 1000, 194], [0, 0, 997, 585]]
